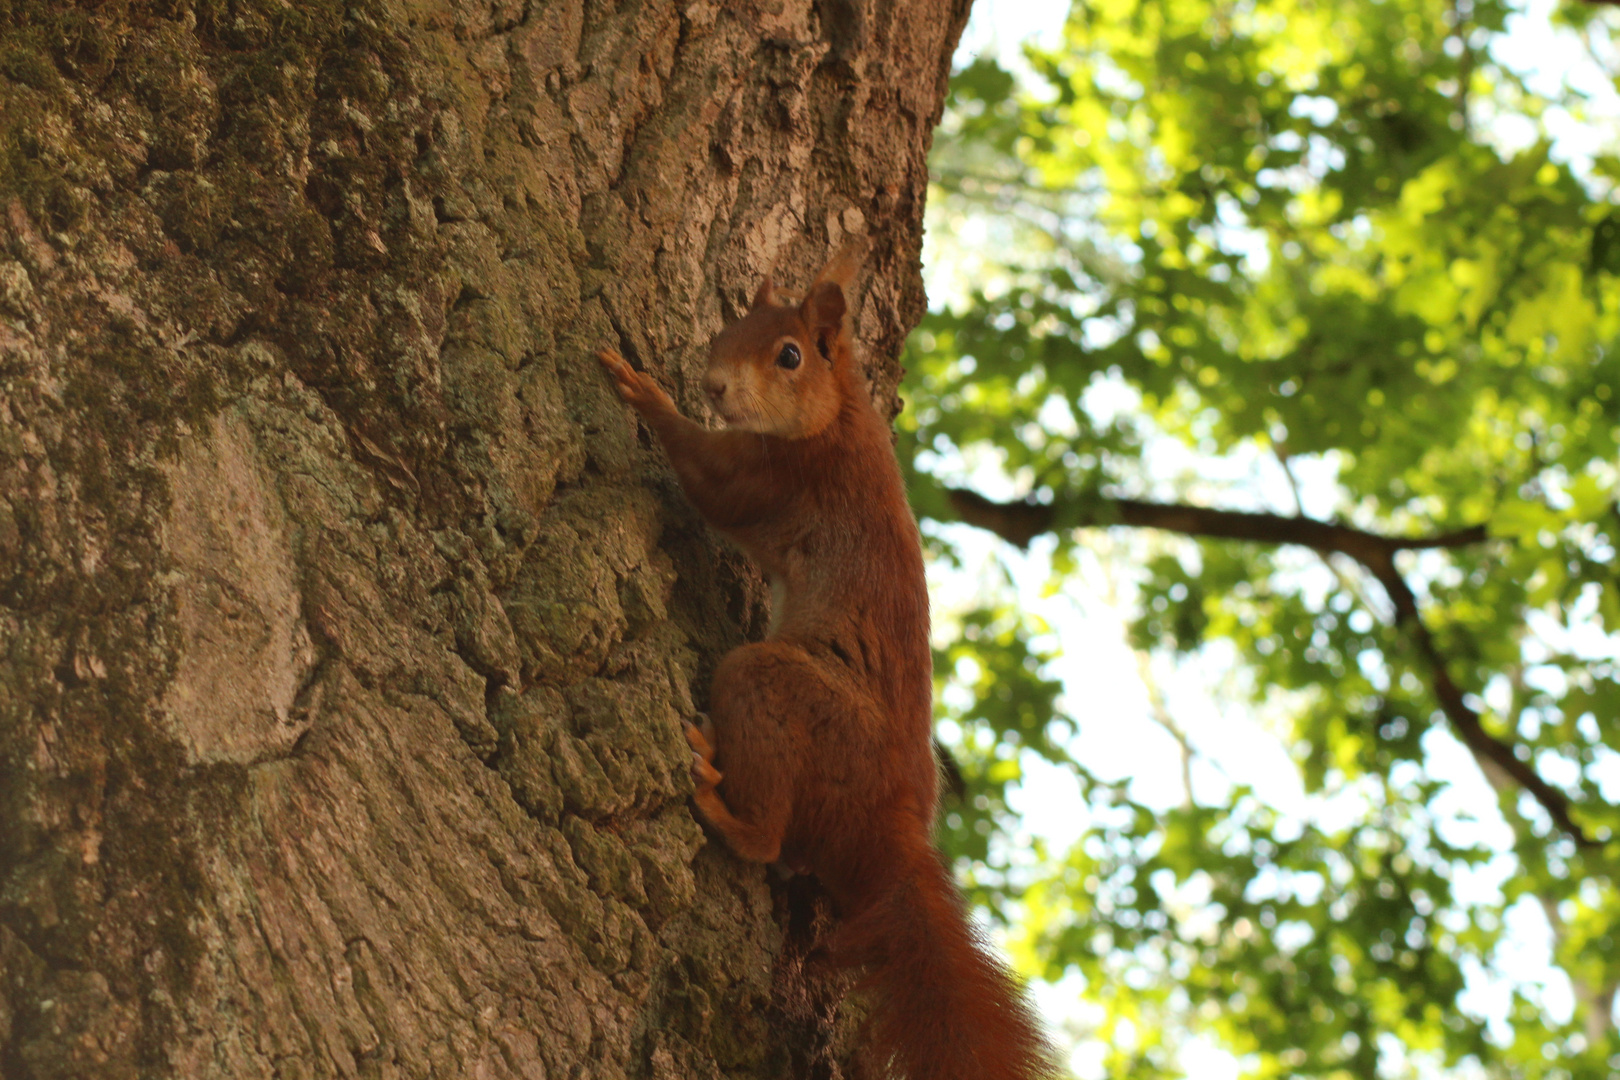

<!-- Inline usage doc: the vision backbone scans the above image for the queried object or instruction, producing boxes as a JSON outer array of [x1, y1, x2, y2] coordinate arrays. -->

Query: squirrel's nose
[[704, 374, 727, 402]]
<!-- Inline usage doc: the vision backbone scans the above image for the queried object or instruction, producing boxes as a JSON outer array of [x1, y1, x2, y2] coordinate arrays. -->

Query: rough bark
[[0, 2, 970, 1077]]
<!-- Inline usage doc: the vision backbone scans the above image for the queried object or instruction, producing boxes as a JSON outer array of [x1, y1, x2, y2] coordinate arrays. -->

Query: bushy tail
[[837, 841, 1057, 1080]]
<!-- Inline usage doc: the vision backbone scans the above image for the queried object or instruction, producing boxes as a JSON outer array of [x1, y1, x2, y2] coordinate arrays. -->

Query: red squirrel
[[597, 248, 1055, 1080]]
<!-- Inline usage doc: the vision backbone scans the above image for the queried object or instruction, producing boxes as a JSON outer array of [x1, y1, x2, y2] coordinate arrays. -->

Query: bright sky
[[924, 1, 1620, 1075]]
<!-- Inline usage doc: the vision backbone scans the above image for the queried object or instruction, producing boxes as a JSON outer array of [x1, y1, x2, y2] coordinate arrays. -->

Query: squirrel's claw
[[596, 346, 672, 412], [691, 751, 722, 791], [685, 715, 715, 753], [596, 347, 638, 395], [685, 718, 721, 793]]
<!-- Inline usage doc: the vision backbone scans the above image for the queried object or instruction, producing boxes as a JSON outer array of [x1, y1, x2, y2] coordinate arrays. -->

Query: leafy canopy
[[912, 0, 1620, 1076]]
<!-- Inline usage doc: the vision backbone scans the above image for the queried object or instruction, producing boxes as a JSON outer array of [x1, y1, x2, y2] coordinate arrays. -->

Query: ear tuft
[[813, 236, 871, 291], [751, 277, 777, 310], [801, 280, 846, 361]]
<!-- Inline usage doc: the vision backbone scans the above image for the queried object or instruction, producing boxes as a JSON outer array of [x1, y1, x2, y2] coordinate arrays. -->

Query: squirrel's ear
[[800, 280, 846, 361], [751, 277, 776, 310], [811, 236, 870, 291]]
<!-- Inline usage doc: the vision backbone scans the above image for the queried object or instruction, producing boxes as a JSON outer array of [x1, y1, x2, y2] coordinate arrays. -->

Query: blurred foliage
[[913, 0, 1620, 1076]]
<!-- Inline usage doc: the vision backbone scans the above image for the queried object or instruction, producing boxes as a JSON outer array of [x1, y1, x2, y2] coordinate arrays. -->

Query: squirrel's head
[[704, 251, 859, 439]]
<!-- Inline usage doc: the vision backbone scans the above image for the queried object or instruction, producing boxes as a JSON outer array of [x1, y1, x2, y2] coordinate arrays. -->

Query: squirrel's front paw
[[597, 347, 672, 412]]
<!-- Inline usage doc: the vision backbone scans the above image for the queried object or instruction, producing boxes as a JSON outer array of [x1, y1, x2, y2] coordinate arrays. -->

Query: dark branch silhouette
[[946, 488, 1597, 850]]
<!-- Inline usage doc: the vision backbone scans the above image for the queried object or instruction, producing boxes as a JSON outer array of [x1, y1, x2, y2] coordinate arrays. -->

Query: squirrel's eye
[[776, 343, 802, 370]]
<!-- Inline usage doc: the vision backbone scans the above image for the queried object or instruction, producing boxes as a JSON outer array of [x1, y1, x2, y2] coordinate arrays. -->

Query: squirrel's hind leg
[[693, 641, 839, 864], [683, 717, 767, 855]]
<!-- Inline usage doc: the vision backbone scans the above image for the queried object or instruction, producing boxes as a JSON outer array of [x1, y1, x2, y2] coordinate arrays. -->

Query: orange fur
[[597, 251, 1055, 1080]]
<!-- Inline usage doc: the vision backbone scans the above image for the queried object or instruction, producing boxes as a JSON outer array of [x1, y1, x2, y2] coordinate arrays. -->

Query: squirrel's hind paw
[[691, 751, 722, 791], [685, 718, 722, 792]]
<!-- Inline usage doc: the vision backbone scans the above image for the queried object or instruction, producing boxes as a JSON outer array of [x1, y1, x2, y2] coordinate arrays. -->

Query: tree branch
[[945, 487, 1597, 850]]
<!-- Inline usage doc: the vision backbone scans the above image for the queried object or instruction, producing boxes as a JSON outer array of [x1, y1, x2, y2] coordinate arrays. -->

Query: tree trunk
[[0, 2, 969, 1077]]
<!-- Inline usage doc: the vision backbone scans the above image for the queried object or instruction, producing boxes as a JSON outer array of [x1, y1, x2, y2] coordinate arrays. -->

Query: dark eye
[[776, 343, 802, 370]]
